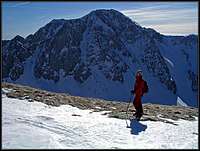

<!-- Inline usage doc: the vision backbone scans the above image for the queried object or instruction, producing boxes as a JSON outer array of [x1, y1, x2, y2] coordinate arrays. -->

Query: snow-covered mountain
[[2, 9, 198, 107]]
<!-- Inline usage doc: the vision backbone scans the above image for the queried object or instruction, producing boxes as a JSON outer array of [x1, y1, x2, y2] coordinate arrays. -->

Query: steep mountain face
[[2, 9, 198, 107]]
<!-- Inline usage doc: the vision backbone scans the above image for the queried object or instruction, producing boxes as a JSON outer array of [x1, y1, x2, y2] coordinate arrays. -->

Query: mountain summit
[[2, 9, 198, 107]]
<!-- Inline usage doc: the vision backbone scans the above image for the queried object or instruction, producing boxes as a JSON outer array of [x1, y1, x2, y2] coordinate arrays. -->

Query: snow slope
[[158, 36, 198, 107], [2, 91, 198, 149]]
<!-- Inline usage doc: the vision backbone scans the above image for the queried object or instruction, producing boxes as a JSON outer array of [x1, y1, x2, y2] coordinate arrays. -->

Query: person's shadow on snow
[[129, 119, 147, 135]]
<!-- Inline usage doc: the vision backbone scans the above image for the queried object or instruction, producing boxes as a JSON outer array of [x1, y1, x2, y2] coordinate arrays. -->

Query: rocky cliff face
[[2, 9, 198, 107]]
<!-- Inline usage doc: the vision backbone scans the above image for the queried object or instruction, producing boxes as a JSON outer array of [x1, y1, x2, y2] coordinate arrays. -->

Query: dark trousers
[[133, 95, 143, 118]]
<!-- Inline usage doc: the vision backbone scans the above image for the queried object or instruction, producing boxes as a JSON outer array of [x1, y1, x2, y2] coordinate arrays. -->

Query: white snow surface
[[177, 96, 188, 107], [2, 92, 198, 149], [163, 56, 174, 68]]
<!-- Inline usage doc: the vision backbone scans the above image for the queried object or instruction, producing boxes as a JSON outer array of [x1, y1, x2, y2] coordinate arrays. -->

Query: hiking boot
[[136, 113, 143, 121], [136, 116, 140, 121]]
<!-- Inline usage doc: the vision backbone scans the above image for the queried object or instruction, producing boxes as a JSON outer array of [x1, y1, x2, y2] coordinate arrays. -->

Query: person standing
[[131, 70, 148, 121]]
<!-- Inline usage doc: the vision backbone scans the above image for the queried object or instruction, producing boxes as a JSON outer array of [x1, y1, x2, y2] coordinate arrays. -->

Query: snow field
[[2, 93, 198, 149]]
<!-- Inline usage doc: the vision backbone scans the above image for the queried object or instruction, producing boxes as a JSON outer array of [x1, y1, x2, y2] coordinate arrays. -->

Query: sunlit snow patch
[[177, 96, 188, 107], [163, 56, 174, 68], [2, 88, 15, 94]]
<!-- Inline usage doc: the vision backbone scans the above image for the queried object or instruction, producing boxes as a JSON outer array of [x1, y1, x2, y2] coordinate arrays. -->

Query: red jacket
[[133, 75, 145, 97]]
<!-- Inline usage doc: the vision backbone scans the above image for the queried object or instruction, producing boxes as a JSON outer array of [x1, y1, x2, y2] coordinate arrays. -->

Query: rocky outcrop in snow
[[2, 82, 198, 123]]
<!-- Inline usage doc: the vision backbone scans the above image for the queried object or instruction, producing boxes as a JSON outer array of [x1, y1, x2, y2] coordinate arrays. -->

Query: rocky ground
[[2, 82, 198, 125]]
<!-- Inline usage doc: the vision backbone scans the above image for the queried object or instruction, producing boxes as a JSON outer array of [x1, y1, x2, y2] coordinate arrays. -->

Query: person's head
[[135, 70, 142, 80]]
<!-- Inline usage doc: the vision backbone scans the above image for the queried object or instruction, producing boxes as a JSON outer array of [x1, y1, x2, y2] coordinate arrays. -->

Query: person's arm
[[131, 81, 137, 94]]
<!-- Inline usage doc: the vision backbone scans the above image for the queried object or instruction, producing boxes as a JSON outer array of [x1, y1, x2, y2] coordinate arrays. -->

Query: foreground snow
[[2, 94, 198, 149]]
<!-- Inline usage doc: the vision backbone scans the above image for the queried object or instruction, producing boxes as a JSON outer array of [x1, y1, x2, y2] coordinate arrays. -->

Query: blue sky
[[2, 2, 198, 40]]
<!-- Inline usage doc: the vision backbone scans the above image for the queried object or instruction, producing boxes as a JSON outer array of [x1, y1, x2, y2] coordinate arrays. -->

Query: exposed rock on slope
[[2, 82, 198, 125]]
